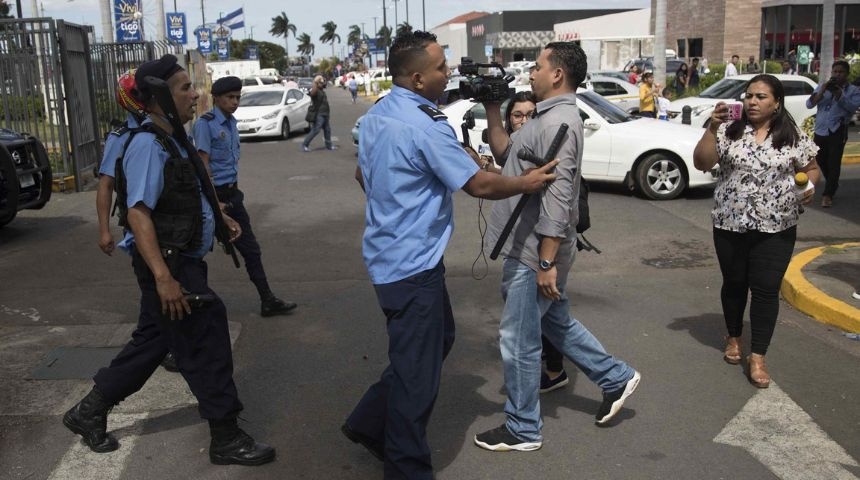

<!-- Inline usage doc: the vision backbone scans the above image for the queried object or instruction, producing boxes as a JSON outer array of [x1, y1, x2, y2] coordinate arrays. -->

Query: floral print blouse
[[712, 122, 818, 233]]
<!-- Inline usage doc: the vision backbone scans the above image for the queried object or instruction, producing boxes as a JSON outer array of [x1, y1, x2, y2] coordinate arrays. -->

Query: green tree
[[319, 21, 340, 58], [227, 39, 286, 71], [0, 0, 12, 18], [269, 12, 297, 61], [377, 25, 392, 65], [395, 22, 412, 37], [347, 24, 362, 48], [296, 32, 315, 60]]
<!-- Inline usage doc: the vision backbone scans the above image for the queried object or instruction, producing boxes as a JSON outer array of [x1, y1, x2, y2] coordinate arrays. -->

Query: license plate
[[19, 173, 35, 188]]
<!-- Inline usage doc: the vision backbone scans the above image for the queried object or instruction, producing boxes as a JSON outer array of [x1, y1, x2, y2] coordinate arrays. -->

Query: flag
[[217, 8, 244, 30]]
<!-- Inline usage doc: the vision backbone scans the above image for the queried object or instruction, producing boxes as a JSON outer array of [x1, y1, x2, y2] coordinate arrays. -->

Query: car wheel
[[0, 147, 20, 227], [280, 119, 290, 140], [635, 153, 687, 200]]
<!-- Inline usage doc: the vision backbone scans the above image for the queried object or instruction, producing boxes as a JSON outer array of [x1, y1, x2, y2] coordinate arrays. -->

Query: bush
[[0, 95, 45, 120], [375, 80, 392, 91], [763, 60, 782, 73]]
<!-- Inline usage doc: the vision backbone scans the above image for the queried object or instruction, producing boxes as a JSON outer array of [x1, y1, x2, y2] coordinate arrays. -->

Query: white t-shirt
[[657, 97, 671, 117], [725, 63, 738, 77]]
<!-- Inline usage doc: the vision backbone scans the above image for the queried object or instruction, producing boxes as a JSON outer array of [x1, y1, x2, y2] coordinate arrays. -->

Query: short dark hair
[[833, 60, 850, 72], [544, 42, 587, 89], [731, 54, 740, 59], [726, 74, 799, 150], [692, 57, 700, 63], [388, 30, 438, 78]]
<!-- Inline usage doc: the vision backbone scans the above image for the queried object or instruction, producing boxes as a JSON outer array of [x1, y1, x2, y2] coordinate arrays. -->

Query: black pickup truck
[[0, 128, 52, 227]]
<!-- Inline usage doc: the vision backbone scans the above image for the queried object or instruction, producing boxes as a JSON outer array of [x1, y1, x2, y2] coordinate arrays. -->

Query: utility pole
[[654, 0, 667, 88], [422, 0, 425, 30], [155, 0, 166, 41], [405, 0, 409, 25], [200, 0, 205, 26], [393, 0, 399, 29], [382, 0, 387, 67], [821, 0, 835, 80], [99, 0, 113, 42]]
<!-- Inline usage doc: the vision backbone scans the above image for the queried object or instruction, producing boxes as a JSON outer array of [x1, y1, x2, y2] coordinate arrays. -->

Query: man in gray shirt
[[474, 42, 641, 452]]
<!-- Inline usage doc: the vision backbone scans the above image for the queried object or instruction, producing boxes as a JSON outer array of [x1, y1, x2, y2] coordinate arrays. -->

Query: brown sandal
[[723, 336, 742, 365], [747, 354, 770, 388]]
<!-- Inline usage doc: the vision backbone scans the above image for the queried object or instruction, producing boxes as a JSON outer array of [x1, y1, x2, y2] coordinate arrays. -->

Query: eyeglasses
[[511, 111, 535, 120]]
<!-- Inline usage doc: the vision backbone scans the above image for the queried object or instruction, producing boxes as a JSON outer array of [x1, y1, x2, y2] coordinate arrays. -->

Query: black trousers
[[217, 187, 271, 299], [712, 227, 796, 355], [93, 253, 243, 420], [542, 335, 564, 372], [814, 125, 848, 197], [346, 262, 455, 480]]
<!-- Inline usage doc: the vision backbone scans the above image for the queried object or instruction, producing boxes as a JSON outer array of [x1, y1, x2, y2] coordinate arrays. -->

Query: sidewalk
[[782, 242, 860, 333], [843, 142, 860, 164]]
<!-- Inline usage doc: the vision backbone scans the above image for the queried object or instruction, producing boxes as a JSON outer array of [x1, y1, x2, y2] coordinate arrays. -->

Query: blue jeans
[[499, 258, 634, 442], [302, 114, 331, 148]]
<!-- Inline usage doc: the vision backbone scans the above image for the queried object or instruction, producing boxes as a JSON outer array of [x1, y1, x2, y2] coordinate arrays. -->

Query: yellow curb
[[843, 155, 860, 164], [781, 242, 860, 333]]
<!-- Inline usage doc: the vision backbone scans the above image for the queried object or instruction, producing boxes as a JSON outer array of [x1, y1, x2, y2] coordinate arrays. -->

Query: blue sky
[[18, 0, 649, 57]]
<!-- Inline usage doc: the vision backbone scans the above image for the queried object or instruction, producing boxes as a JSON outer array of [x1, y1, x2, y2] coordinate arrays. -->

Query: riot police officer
[[192, 76, 297, 317], [63, 55, 275, 466]]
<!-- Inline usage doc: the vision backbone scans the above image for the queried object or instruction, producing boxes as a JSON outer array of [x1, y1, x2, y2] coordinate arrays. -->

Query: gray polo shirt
[[486, 93, 583, 276]]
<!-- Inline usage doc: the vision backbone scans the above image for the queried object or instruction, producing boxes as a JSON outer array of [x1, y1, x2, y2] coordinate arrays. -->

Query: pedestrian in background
[[348, 74, 358, 103], [192, 76, 298, 316], [302, 75, 335, 152], [688, 57, 701, 89], [673, 63, 689, 96], [746, 56, 761, 74], [343, 30, 558, 479], [725, 55, 740, 77], [693, 74, 820, 389], [628, 65, 639, 85], [805, 60, 860, 207], [639, 71, 658, 117]]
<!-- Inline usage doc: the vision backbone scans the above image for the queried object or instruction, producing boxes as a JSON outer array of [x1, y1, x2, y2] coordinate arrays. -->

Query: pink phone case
[[727, 103, 743, 120]]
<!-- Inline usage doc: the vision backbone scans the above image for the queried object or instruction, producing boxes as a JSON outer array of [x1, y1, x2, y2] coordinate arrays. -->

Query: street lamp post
[[393, 0, 399, 29], [422, 0, 425, 30]]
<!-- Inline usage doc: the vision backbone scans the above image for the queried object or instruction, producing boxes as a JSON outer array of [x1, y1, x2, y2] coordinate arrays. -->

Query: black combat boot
[[209, 418, 276, 466], [62, 386, 119, 453], [260, 294, 297, 317]]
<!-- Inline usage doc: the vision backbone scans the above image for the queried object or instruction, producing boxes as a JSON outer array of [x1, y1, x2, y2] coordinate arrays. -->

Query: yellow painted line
[[843, 155, 860, 165], [781, 242, 860, 333]]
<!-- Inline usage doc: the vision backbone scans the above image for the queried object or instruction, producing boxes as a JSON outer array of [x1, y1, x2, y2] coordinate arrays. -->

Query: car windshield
[[240, 91, 284, 106], [698, 79, 747, 99], [298, 78, 313, 86], [577, 91, 633, 124]]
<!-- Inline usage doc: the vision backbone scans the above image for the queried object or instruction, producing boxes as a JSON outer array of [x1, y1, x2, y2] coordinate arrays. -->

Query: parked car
[[242, 76, 280, 87], [624, 58, 686, 75], [586, 75, 641, 113], [234, 86, 312, 140], [591, 71, 631, 84], [444, 90, 718, 200], [666, 73, 817, 128], [0, 128, 52, 227], [297, 77, 315, 93]]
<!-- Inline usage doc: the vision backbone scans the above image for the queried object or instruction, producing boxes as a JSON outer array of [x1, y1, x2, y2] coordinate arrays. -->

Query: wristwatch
[[539, 259, 556, 271]]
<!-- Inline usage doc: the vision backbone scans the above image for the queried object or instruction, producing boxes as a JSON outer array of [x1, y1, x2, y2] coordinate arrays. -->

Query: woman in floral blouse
[[693, 74, 819, 388]]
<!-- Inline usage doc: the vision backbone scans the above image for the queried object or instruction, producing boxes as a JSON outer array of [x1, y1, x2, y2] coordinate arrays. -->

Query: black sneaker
[[260, 296, 297, 317], [474, 425, 541, 452], [341, 423, 384, 462], [595, 370, 641, 425], [539, 370, 569, 394], [161, 352, 179, 372]]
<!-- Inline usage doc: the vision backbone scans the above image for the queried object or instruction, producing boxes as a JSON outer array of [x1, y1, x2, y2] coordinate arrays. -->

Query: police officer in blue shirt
[[63, 55, 275, 467], [192, 76, 297, 317], [342, 30, 558, 479], [806, 60, 860, 207]]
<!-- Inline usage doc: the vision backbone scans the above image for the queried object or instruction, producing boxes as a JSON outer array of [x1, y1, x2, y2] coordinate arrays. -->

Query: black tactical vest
[[115, 125, 203, 253]]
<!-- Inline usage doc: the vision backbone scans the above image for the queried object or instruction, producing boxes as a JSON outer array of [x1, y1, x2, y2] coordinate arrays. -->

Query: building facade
[[554, 9, 654, 71], [431, 11, 490, 65], [761, 0, 860, 61]]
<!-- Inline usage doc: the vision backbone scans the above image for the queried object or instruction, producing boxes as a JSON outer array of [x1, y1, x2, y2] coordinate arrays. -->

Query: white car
[[667, 74, 817, 128], [586, 75, 641, 113], [234, 86, 311, 140], [444, 90, 718, 200]]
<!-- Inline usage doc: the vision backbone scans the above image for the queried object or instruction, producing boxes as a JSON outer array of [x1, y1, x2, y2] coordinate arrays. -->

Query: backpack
[[576, 177, 600, 253]]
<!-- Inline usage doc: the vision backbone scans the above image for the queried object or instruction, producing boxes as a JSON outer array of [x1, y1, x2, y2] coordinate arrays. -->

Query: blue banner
[[195, 27, 212, 54], [114, 0, 142, 43], [216, 38, 230, 60], [166, 12, 187, 44], [247, 45, 258, 60]]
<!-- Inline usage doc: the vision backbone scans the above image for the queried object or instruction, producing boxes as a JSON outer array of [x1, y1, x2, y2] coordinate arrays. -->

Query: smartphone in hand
[[726, 102, 743, 121]]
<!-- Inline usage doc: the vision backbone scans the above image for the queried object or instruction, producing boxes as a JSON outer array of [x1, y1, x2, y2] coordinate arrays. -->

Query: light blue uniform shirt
[[192, 107, 240, 186], [806, 83, 860, 136], [358, 85, 479, 285], [99, 114, 140, 178], [117, 119, 215, 258]]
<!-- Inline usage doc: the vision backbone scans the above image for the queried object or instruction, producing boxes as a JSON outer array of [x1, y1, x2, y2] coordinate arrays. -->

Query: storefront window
[[837, 5, 860, 57], [688, 38, 703, 58], [763, 6, 790, 59], [676, 39, 686, 58]]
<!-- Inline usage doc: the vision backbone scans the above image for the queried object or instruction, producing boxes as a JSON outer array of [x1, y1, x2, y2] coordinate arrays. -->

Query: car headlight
[[692, 105, 713, 116], [262, 110, 280, 120]]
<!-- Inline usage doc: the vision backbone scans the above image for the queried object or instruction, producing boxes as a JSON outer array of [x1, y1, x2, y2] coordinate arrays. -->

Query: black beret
[[134, 54, 184, 101], [211, 76, 242, 95]]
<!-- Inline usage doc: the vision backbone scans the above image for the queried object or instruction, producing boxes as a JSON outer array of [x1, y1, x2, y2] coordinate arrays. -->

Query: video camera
[[458, 57, 514, 103]]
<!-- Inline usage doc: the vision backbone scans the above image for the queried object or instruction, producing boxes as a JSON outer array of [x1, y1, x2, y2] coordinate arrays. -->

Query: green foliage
[[763, 60, 782, 73], [0, 95, 45, 120], [226, 39, 286, 70], [0, 0, 12, 18], [849, 62, 860, 84], [376, 80, 392, 91]]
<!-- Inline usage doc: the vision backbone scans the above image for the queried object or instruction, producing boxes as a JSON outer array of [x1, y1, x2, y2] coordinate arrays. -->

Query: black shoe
[[341, 423, 384, 462], [210, 425, 276, 466], [539, 370, 569, 394], [474, 425, 541, 452], [62, 387, 118, 453], [260, 296, 297, 317], [595, 370, 641, 425], [161, 352, 179, 372]]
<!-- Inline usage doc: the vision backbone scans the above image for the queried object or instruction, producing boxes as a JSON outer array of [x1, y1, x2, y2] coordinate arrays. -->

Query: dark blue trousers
[[218, 187, 271, 299], [347, 262, 455, 480], [93, 253, 243, 420]]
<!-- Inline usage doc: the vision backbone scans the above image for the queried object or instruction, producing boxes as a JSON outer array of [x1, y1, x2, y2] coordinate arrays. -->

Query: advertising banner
[[216, 38, 230, 60], [196, 27, 212, 54], [114, 0, 142, 43], [247, 45, 258, 60], [166, 12, 187, 44]]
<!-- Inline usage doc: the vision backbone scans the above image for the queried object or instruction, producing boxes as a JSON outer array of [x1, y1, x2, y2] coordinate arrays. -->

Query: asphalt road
[[1, 88, 859, 480]]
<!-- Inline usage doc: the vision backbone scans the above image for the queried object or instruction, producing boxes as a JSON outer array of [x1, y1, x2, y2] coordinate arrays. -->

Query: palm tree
[[297, 32, 315, 59], [269, 12, 297, 62], [396, 22, 412, 37], [377, 25, 392, 67], [319, 21, 341, 58], [347, 25, 362, 48]]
